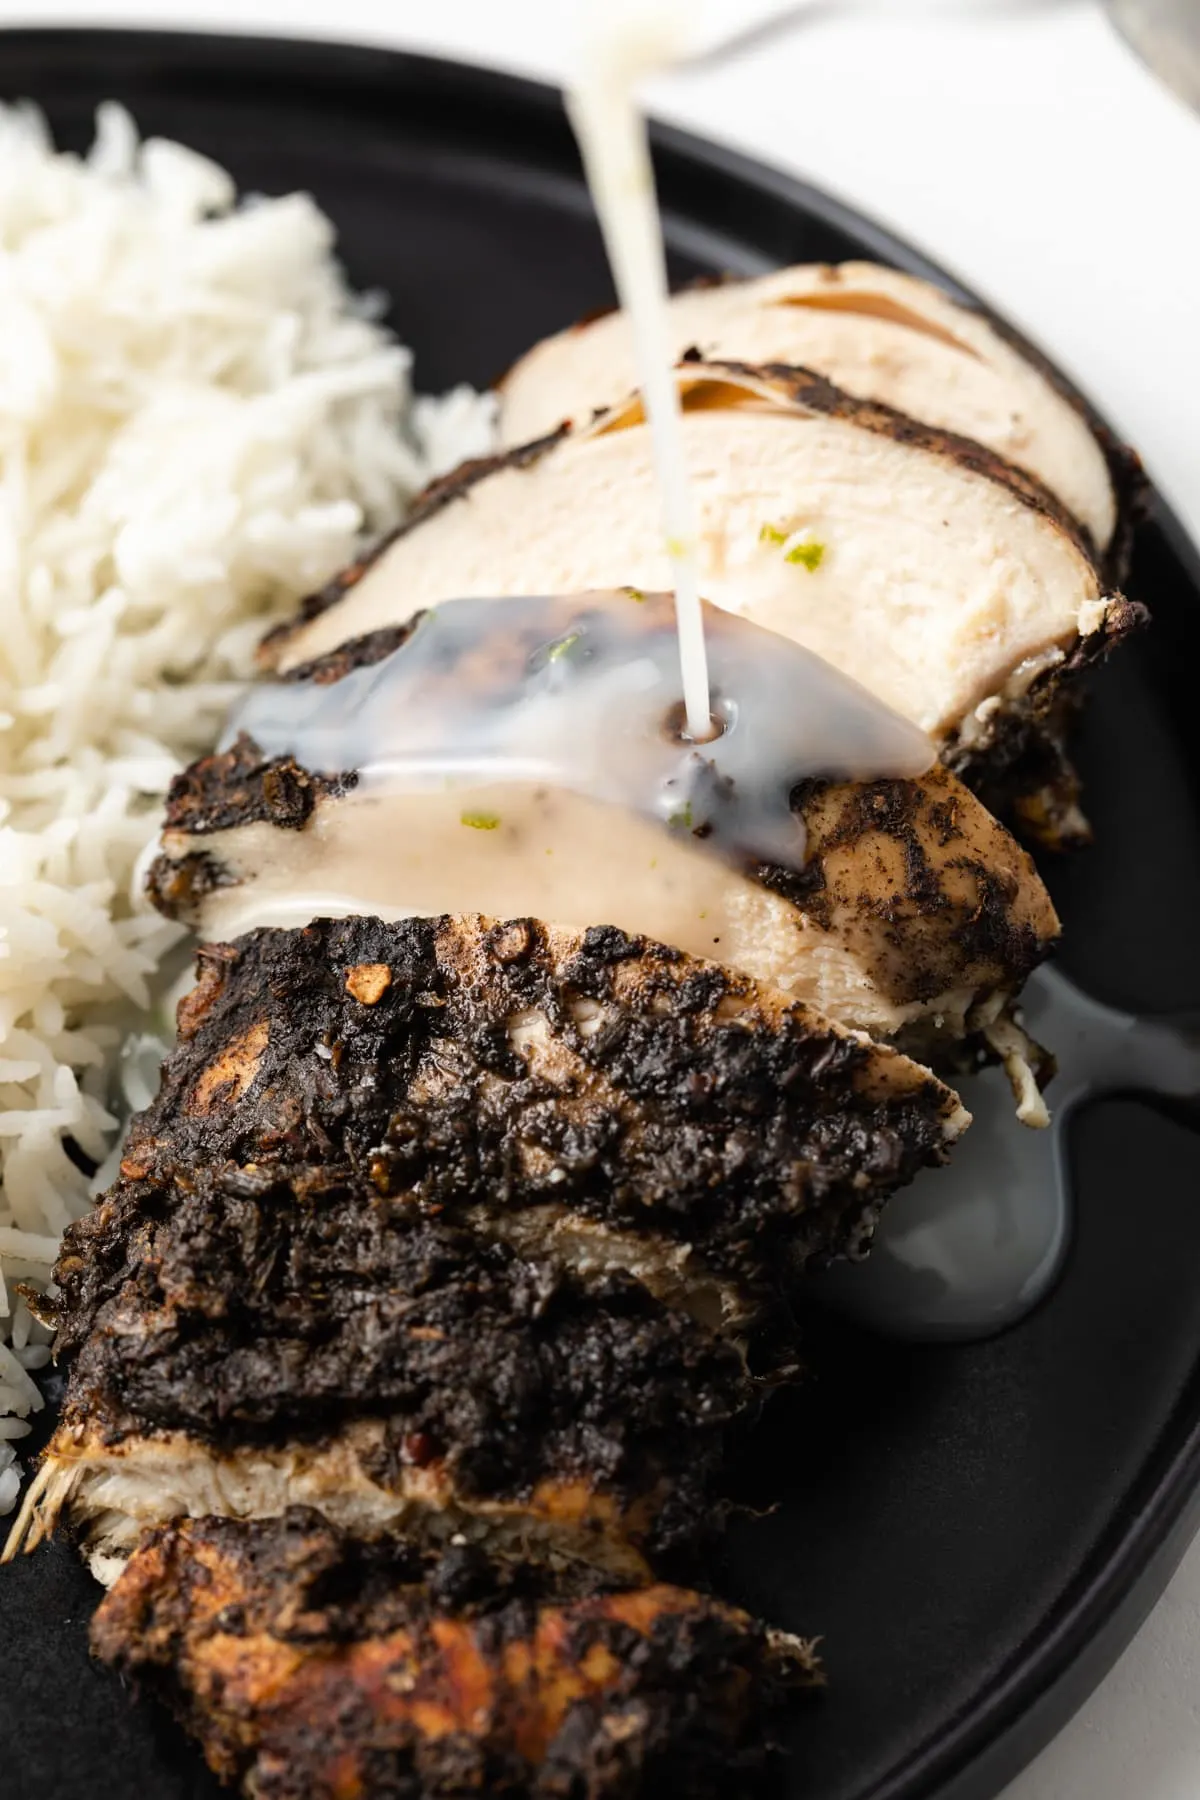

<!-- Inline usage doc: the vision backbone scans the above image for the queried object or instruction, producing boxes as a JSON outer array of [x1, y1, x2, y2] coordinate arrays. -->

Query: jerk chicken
[[10, 915, 965, 1587], [262, 364, 1142, 846], [4, 256, 1145, 1799], [7, 915, 958, 1793], [33, 1174, 751, 1581], [497, 262, 1123, 559], [91, 1510, 819, 1800], [149, 597, 1060, 1072], [102, 914, 968, 1305]]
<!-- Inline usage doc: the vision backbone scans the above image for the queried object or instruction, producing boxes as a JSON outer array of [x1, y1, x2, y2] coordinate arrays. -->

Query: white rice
[[0, 102, 497, 1509]]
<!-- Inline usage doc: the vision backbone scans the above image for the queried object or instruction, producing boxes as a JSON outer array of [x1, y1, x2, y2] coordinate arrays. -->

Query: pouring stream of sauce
[[567, 7, 713, 741]]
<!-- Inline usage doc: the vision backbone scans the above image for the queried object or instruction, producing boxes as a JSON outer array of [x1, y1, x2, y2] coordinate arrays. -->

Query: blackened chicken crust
[[5, 915, 963, 1580], [91, 1509, 818, 1800], [157, 732, 359, 838], [52, 1171, 750, 1563], [942, 594, 1147, 850], [112, 914, 964, 1289]]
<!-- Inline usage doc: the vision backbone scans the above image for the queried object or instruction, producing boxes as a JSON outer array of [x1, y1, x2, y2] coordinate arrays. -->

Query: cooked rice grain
[[0, 103, 496, 1505]]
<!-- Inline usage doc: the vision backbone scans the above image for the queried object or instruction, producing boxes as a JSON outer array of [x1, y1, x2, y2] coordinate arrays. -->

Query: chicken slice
[[91, 1510, 818, 1800], [262, 365, 1140, 834], [498, 261, 1121, 553], [110, 914, 969, 1290], [149, 623, 1060, 1062], [12, 1419, 664, 1586], [2, 915, 966, 1577], [15, 1174, 747, 1579]]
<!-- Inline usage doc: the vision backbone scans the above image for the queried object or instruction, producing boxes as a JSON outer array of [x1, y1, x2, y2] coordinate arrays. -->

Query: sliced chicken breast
[[16, 1175, 749, 1581], [4, 915, 967, 1578], [12, 1417, 664, 1585], [109, 914, 969, 1292], [264, 366, 1139, 830], [92, 1510, 817, 1800], [149, 648, 1060, 1061], [498, 261, 1119, 552]]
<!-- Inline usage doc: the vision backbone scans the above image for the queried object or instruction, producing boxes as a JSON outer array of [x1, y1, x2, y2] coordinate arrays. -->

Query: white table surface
[[3, 2, 1199, 1796]]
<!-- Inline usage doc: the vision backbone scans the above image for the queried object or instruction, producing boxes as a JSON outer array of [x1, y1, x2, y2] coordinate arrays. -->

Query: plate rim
[[2, 25, 1199, 1800]]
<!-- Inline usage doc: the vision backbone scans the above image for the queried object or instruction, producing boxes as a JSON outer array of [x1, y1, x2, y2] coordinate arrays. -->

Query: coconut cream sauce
[[223, 591, 933, 885], [566, 9, 712, 740]]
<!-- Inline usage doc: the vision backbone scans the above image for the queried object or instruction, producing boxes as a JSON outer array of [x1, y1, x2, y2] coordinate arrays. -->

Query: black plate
[[4, 28, 1200, 1800]]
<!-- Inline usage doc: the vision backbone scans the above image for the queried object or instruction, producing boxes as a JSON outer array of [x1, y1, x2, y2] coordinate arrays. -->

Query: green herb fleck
[[785, 539, 825, 571], [667, 802, 694, 830], [759, 523, 787, 545], [625, 586, 646, 604], [546, 631, 581, 662], [461, 810, 501, 831]]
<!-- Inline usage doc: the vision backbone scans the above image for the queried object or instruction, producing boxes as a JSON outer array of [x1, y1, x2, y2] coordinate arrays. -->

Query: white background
[[2, 2, 1199, 1796]]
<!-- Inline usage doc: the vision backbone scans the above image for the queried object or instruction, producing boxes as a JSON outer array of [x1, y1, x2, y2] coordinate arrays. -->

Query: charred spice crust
[[91, 1509, 818, 1800], [106, 914, 959, 1289], [54, 1173, 751, 1563]]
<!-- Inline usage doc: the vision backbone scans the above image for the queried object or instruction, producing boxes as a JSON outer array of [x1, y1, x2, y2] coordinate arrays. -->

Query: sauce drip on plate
[[815, 968, 1200, 1340], [567, 6, 712, 739]]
